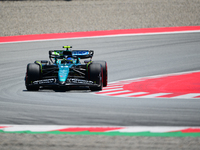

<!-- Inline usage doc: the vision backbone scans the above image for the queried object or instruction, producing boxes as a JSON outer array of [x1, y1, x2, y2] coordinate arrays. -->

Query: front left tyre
[[88, 63, 103, 91]]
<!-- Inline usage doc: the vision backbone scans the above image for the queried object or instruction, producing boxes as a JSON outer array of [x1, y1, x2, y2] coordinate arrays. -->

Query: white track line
[[103, 86, 123, 89], [1, 30, 200, 44], [173, 93, 200, 99], [1, 125, 200, 133], [116, 92, 149, 97], [139, 93, 172, 98], [111, 126, 191, 133], [102, 90, 131, 95], [98, 88, 123, 93]]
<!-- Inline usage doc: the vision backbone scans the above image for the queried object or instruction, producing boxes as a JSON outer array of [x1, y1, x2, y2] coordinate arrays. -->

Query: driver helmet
[[66, 57, 74, 63]]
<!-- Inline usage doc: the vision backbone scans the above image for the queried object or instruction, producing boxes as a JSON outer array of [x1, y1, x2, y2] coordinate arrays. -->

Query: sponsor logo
[[67, 79, 93, 84], [72, 51, 89, 56], [33, 79, 55, 84]]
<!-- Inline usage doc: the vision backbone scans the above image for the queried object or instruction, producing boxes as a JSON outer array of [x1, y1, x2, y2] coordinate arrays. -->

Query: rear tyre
[[93, 61, 107, 87], [88, 63, 103, 91], [25, 63, 41, 91]]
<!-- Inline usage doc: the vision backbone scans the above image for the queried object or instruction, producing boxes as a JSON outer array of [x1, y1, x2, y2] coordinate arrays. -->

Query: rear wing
[[49, 50, 94, 59], [72, 50, 94, 59]]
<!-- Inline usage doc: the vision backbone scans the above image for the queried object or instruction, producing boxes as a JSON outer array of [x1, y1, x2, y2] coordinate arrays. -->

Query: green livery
[[25, 45, 108, 91]]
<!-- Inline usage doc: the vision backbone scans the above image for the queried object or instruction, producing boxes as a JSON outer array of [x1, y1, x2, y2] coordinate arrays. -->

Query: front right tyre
[[25, 63, 41, 91]]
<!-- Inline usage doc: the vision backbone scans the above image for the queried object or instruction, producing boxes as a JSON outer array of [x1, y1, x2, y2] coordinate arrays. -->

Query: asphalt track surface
[[0, 32, 200, 126]]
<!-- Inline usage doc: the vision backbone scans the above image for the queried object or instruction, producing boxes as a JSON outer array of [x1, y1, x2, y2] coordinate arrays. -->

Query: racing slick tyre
[[93, 61, 107, 87], [25, 63, 41, 91], [88, 63, 103, 91]]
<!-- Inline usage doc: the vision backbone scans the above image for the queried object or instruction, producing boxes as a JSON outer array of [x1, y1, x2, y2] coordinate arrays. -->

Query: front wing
[[27, 78, 99, 88]]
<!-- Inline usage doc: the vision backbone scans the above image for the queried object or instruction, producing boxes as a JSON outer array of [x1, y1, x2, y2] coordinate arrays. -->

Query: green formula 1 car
[[25, 46, 107, 91]]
